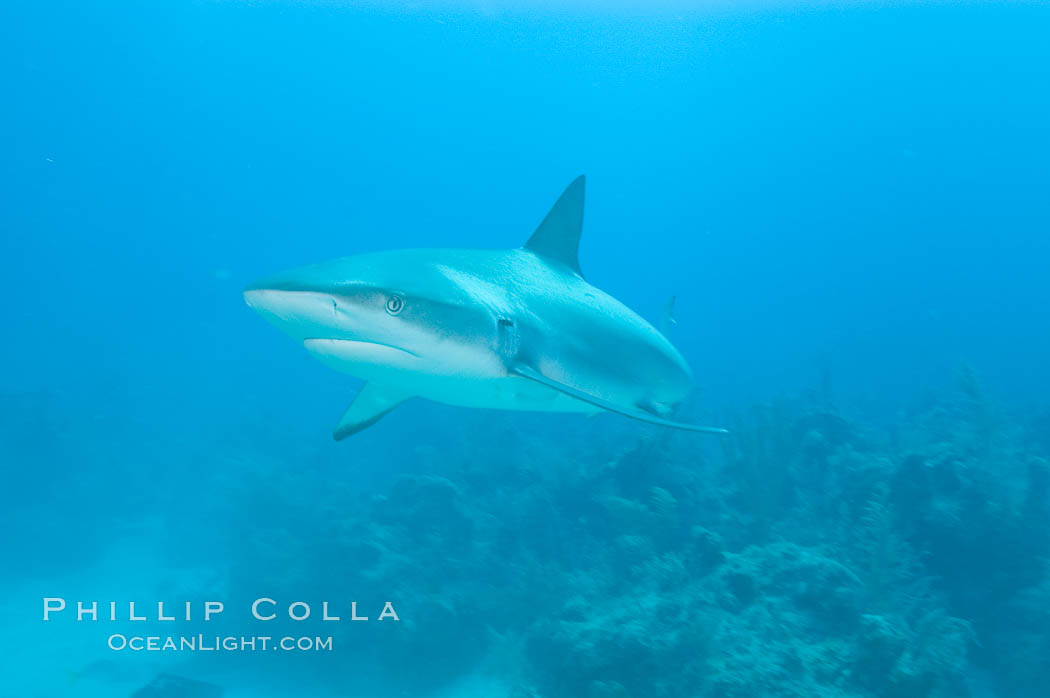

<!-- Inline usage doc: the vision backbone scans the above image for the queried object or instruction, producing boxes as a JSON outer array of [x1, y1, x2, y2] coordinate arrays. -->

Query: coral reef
[[190, 376, 1050, 696]]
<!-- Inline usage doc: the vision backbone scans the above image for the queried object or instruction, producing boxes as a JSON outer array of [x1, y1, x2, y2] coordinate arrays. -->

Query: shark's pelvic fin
[[523, 175, 585, 277], [333, 383, 412, 440], [510, 363, 728, 434]]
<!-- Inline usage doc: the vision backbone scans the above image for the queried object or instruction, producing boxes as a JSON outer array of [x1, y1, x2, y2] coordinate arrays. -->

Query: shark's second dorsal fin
[[523, 175, 585, 277], [662, 296, 678, 338]]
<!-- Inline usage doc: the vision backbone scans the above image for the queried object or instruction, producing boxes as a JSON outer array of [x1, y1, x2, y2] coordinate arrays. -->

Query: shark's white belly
[[303, 337, 597, 414], [418, 374, 597, 414], [372, 370, 597, 415]]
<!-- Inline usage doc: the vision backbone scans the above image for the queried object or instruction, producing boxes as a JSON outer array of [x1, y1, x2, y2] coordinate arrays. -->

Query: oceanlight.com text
[[107, 634, 334, 652]]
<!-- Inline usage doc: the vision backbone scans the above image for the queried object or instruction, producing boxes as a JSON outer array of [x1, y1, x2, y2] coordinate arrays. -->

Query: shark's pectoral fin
[[509, 363, 728, 434], [333, 383, 413, 440]]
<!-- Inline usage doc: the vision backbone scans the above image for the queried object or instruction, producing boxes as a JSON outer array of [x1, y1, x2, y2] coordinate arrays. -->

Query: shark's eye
[[385, 295, 405, 315]]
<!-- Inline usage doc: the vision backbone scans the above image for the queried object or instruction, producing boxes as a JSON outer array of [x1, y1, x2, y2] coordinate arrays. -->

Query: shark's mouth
[[303, 338, 419, 365]]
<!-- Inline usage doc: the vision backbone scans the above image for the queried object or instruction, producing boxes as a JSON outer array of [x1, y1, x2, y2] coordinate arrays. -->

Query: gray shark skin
[[245, 176, 727, 439]]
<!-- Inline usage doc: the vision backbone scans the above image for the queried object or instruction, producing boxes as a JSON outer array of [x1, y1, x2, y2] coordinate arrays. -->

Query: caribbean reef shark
[[245, 176, 726, 439]]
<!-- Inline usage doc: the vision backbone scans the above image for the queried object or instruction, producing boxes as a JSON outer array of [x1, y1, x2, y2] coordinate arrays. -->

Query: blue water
[[2, 2, 1048, 697]]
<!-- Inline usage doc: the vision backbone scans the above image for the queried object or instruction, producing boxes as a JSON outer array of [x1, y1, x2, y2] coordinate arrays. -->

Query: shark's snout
[[243, 287, 276, 310], [243, 287, 320, 318], [244, 286, 346, 341]]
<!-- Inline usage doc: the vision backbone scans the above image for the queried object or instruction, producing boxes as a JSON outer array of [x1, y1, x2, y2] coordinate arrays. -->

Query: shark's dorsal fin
[[523, 175, 586, 277], [333, 383, 412, 440], [509, 362, 728, 434]]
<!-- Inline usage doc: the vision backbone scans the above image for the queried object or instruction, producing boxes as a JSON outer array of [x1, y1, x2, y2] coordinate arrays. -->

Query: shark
[[244, 176, 726, 439]]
